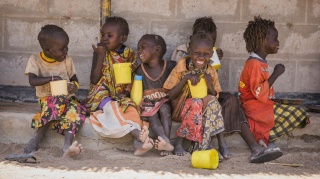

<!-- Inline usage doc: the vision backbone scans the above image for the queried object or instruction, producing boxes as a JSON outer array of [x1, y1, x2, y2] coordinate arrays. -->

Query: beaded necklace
[[40, 51, 56, 63]]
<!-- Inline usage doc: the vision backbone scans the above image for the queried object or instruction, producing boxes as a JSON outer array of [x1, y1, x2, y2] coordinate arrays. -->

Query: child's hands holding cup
[[185, 74, 200, 86]]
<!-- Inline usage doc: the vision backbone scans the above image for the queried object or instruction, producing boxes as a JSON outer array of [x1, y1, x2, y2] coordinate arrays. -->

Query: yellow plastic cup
[[188, 78, 207, 98], [113, 63, 132, 84], [50, 80, 68, 96], [191, 149, 219, 169]]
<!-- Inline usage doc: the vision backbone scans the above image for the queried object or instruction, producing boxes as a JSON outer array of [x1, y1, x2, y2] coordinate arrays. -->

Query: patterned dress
[[164, 57, 225, 150]]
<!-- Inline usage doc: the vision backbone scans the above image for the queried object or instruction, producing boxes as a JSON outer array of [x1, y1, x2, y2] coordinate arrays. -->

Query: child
[[24, 24, 86, 158], [164, 32, 225, 156], [135, 34, 176, 156], [86, 16, 153, 156], [239, 16, 309, 150], [171, 16, 223, 63]]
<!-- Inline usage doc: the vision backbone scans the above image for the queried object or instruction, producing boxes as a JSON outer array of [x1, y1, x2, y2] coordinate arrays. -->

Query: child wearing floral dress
[[24, 24, 86, 158]]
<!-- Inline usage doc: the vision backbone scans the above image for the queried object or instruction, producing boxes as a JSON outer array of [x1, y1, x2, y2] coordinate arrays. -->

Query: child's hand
[[216, 48, 224, 60], [67, 81, 78, 94], [203, 73, 217, 96], [185, 74, 200, 86], [273, 64, 285, 77], [92, 43, 106, 57], [117, 92, 127, 99], [131, 60, 139, 72], [203, 73, 213, 87]]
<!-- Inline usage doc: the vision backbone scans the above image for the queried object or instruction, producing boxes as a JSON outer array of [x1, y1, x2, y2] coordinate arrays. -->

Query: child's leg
[[217, 133, 232, 159], [62, 131, 84, 158], [173, 137, 188, 156], [131, 129, 153, 156], [24, 123, 50, 154], [61, 97, 86, 157], [240, 122, 267, 154], [158, 103, 172, 138]]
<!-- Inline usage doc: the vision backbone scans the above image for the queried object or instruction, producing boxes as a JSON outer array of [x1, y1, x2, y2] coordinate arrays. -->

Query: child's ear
[[120, 35, 128, 43], [155, 45, 161, 53], [44, 45, 50, 53]]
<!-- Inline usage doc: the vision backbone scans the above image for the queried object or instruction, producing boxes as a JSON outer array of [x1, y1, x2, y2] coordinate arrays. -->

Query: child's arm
[[90, 43, 106, 85], [168, 74, 199, 100], [203, 73, 217, 96], [28, 73, 62, 86], [268, 64, 285, 87]]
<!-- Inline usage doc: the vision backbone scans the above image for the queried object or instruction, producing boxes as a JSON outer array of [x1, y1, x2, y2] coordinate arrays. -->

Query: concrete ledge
[[0, 102, 319, 151]]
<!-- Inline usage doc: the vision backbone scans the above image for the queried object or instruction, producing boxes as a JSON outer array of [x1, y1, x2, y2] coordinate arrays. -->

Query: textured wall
[[0, 0, 319, 93]]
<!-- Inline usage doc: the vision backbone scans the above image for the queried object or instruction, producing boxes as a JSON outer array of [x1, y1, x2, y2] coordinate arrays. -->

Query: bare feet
[[160, 151, 172, 156], [258, 139, 268, 148], [154, 136, 174, 152], [134, 137, 154, 156], [24, 137, 39, 154], [139, 126, 149, 142], [173, 145, 188, 156], [63, 141, 83, 158], [218, 145, 232, 159]]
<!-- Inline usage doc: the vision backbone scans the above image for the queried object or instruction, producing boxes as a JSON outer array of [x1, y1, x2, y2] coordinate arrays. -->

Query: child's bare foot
[[173, 145, 188, 156], [160, 151, 172, 156], [154, 136, 174, 152], [258, 139, 267, 148], [134, 137, 154, 156], [63, 141, 83, 158], [218, 145, 232, 159], [24, 137, 39, 154], [139, 126, 149, 142]]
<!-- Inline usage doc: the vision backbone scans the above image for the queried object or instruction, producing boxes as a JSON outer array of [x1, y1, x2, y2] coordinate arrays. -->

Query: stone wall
[[0, 0, 319, 96]]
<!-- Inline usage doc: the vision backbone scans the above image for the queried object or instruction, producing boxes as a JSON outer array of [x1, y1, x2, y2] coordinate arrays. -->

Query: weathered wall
[[0, 0, 100, 90], [0, 0, 319, 95]]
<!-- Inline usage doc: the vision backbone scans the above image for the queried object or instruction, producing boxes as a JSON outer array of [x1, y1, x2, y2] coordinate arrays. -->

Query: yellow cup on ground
[[50, 80, 68, 96], [113, 63, 132, 84], [188, 78, 207, 98], [191, 149, 219, 169]]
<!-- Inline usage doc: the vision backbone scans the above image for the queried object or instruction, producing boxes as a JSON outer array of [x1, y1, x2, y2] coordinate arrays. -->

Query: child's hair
[[38, 24, 68, 48], [192, 16, 217, 34], [140, 34, 167, 57], [189, 32, 213, 48], [105, 16, 129, 36], [243, 16, 275, 53]]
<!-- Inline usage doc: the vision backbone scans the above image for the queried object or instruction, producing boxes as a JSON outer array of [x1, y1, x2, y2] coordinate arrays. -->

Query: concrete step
[[0, 102, 319, 151]]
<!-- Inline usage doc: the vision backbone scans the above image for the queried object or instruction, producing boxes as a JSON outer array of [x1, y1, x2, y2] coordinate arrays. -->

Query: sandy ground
[[0, 142, 319, 179]]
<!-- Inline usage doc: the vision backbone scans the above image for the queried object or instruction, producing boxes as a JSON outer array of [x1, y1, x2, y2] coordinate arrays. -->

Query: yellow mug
[[113, 63, 132, 84], [191, 149, 219, 169], [50, 80, 68, 96]]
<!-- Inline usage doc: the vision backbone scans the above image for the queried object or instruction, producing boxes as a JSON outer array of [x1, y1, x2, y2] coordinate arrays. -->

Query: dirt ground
[[0, 142, 319, 179]]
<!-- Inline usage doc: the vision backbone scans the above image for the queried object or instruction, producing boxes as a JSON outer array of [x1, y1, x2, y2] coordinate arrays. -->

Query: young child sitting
[[135, 34, 176, 156], [86, 16, 152, 156], [239, 16, 309, 150], [164, 32, 225, 156], [24, 24, 86, 158]]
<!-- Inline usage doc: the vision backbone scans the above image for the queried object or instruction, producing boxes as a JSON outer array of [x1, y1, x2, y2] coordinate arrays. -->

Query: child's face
[[264, 26, 279, 54], [137, 38, 157, 63], [46, 35, 68, 62], [100, 23, 125, 51], [189, 40, 213, 69]]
